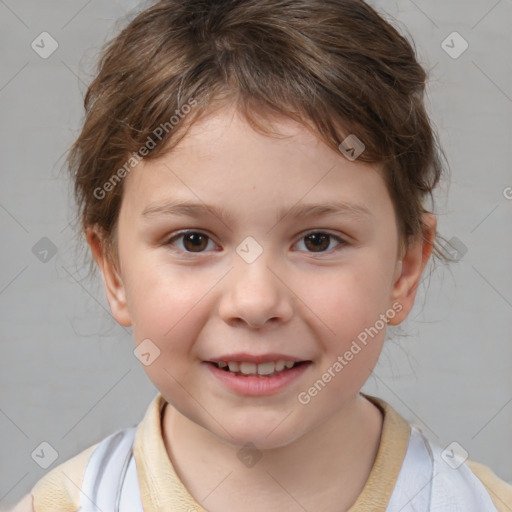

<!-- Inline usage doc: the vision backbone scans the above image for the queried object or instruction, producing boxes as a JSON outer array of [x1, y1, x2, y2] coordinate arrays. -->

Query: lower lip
[[204, 361, 312, 396]]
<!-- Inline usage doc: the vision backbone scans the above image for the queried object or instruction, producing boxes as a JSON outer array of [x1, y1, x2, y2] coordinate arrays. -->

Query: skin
[[85, 104, 436, 512]]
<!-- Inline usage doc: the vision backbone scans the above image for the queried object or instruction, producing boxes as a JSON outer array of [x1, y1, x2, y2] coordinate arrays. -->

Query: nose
[[218, 254, 293, 329]]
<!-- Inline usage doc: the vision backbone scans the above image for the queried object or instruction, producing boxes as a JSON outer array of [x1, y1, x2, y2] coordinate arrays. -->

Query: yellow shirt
[[30, 392, 512, 512]]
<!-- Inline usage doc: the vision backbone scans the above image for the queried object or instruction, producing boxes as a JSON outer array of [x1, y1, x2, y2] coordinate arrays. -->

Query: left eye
[[295, 232, 346, 253], [165, 230, 347, 254]]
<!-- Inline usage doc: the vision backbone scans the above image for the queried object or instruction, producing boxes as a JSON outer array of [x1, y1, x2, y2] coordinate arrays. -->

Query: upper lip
[[207, 353, 311, 364]]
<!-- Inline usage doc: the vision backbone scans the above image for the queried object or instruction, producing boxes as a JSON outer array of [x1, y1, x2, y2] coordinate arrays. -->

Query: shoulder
[[20, 441, 99, 512], [467, 459, 512, 512], [424, 433, 511, 512]]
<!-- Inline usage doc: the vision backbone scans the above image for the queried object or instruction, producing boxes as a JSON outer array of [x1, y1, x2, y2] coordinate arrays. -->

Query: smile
[[204, 361, 312, 396], [214, 360, 300, 376]]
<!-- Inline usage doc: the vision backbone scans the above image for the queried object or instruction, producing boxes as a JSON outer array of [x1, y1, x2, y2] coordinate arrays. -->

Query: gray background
[[1, 0, 511, 509]]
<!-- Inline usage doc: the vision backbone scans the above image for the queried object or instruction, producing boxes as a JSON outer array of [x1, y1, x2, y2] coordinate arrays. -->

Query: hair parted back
[[68, 0, 451, 276]]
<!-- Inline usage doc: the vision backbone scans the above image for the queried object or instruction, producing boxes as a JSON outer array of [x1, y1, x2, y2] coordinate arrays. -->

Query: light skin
[[85, 104, 436, 512]]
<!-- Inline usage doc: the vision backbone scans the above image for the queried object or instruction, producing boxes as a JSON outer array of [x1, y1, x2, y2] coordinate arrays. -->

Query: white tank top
[[76, 426, 499, 512]]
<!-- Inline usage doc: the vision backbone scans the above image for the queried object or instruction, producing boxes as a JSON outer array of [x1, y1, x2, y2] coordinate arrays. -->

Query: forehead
[[158, 105, 331, 170], [121, 105, 392, 223]]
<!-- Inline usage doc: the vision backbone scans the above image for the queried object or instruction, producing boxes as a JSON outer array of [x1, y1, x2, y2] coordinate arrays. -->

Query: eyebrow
[[141, 199, 373, 225]]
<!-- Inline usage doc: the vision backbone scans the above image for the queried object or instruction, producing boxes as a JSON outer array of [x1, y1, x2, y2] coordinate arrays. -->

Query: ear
[[388, 213, 437, 325], [86, 225, 132, 327]]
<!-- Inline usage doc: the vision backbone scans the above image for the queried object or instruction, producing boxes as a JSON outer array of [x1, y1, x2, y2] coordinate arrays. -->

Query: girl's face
[[91, 104, 434, 449]]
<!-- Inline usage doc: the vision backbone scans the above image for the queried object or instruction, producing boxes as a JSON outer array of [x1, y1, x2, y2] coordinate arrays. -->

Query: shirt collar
[[133, 392, 411, 512]]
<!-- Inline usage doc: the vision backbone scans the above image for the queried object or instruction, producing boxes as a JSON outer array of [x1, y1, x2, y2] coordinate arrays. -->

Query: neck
[[161, 394, 383, 512]]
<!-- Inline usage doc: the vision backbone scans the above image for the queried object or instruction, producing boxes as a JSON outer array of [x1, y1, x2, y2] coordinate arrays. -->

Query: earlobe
[[388, 213, 437, 325], [86, 226, 132, 327]]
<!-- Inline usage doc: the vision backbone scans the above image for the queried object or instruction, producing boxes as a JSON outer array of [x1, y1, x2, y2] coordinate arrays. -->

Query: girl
[[12, 0, 512, 510]]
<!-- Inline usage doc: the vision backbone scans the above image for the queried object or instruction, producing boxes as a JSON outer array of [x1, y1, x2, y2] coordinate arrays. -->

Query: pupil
[[185, 233, 207, 252], [305, 233, 329, 252]]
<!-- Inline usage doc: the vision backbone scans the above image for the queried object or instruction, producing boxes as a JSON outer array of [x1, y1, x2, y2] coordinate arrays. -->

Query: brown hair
[[67, 0, 452, 276]]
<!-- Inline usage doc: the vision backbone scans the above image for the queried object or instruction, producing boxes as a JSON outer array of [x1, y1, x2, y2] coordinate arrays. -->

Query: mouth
[[206, 360, 311, 378], [204, 357, 314, 396]]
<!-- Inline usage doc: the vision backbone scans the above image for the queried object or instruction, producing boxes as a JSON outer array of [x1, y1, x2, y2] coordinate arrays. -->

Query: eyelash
[[164, 230, 348, 255]]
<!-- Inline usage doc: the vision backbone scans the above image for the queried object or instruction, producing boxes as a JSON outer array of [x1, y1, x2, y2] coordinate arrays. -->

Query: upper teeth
[[217, 360, 296, 375]]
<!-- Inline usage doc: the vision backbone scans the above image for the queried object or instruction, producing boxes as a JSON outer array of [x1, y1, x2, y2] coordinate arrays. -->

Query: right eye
[[165, 230, 218, 253]]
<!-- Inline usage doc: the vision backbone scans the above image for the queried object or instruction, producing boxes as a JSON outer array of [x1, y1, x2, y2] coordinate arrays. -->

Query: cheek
[[296, 257, 392, 340], [124, 263, 213, 396], [123, 260, 210, 352]]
